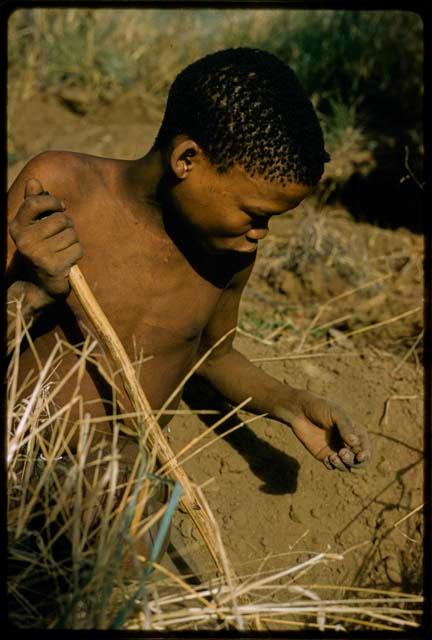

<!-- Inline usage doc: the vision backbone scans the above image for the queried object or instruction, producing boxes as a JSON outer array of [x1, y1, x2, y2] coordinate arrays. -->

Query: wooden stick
[[68, 264, 233, 578]]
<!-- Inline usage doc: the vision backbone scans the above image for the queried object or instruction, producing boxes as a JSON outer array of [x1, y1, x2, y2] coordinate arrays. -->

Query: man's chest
[[72, 225, 225, 355]]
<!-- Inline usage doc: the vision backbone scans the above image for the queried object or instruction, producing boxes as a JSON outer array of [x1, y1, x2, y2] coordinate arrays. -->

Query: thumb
[[24, 177, 45, 198]]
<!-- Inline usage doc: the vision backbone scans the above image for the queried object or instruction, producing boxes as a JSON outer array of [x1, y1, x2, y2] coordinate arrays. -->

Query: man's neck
[[120, 148, 252, 286], [121, 148, 165, 211]]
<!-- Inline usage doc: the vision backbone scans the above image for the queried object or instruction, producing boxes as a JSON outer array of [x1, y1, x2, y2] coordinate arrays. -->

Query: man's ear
[[169, 138, 202, 179]]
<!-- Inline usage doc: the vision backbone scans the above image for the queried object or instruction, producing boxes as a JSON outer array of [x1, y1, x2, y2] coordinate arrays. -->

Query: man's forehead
[[230, 164, 312, 209]]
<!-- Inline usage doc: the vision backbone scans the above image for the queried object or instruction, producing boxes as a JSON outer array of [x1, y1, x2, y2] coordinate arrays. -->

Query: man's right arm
[[6, 154, 83, 352]]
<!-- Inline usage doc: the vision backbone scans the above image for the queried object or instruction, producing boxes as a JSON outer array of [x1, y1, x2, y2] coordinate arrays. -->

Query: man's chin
[[234, 243, 258, 253], [203, 238, 258, 255]]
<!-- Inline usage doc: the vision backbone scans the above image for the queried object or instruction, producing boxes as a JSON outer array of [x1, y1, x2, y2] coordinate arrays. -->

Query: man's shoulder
[[20, 150, 101, 191], [7, 150, 118, 230], [8, 150, 87, 195]]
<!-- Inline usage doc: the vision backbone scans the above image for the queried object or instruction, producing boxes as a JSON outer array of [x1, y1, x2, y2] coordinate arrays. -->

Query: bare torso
[[14, 152, 253, 442], [9, 151, 371, 477]]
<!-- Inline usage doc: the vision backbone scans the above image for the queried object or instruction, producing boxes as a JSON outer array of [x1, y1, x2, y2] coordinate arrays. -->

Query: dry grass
[[7, 299, 169, 628], [8, 7, 422, 190], [119, 550, 423, 632], [247, 198, 424, 360], [6, 7, 424, 630], [252, 306, 422, 364], [7, 8, 284, 111], [7, 298, 424, 630]]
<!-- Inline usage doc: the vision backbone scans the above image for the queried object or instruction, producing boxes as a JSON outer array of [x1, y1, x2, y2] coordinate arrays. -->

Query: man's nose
[[245, 227, 269, 241]]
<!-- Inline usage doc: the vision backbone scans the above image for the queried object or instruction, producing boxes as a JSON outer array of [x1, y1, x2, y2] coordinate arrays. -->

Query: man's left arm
[[196, 260, 370, 472]]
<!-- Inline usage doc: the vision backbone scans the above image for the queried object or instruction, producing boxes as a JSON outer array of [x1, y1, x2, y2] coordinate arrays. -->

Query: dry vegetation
[[8, 8, 423, 175], [7, 7, 425, 631], [7, 301, 424, 631], [244, 201, 423, 357]]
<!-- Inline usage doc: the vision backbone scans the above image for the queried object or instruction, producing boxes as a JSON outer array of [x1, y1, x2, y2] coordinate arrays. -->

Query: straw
[[69, 265, 238, 580], [252, 306, 422, 363]]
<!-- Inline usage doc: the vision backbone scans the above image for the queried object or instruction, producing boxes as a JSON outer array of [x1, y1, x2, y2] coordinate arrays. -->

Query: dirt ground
[[8, 92, 424, 608]]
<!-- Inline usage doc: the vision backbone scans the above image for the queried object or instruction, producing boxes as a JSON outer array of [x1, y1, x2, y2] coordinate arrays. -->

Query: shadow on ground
[[183, 377, 300, 495]]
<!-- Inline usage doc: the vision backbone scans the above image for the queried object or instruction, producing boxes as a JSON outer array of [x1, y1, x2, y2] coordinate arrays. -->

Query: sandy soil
[[168, 340, 423, 594], [8, 92, 424, 606]]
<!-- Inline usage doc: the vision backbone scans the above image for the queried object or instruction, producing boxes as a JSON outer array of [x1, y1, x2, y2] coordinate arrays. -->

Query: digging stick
[[68, 264, 232, 578]]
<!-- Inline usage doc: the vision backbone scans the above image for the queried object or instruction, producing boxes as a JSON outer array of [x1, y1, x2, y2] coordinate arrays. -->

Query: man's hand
[[9, 178, 83, 303], [277, 389, 370, 472]]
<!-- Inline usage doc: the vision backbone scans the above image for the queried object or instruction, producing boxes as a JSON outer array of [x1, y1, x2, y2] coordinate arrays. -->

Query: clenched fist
[[9, 178, 83, 301]]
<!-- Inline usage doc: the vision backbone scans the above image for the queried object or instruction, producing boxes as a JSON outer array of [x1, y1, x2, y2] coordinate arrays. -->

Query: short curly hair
[[155, 47, 330, 186]]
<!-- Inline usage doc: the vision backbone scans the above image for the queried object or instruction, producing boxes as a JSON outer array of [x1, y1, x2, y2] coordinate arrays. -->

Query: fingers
[[11, 195, 66, 235], [328, 452, 348, 472], [36, 212, 74, 239], [323, 457, 334, 471], [24, 177, 45, 198], [323, 454, 346, 471], [46, 227, 79, 252], [58, 242, 84, 267], [323, 443, 370, 472], [338, 447, 356, 467], [11, 210, 77, 261], [26, 194, 65, 224], [323, 449, 356, 472], [330, 405, 370, 464], [41, 242, 83, 283]]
